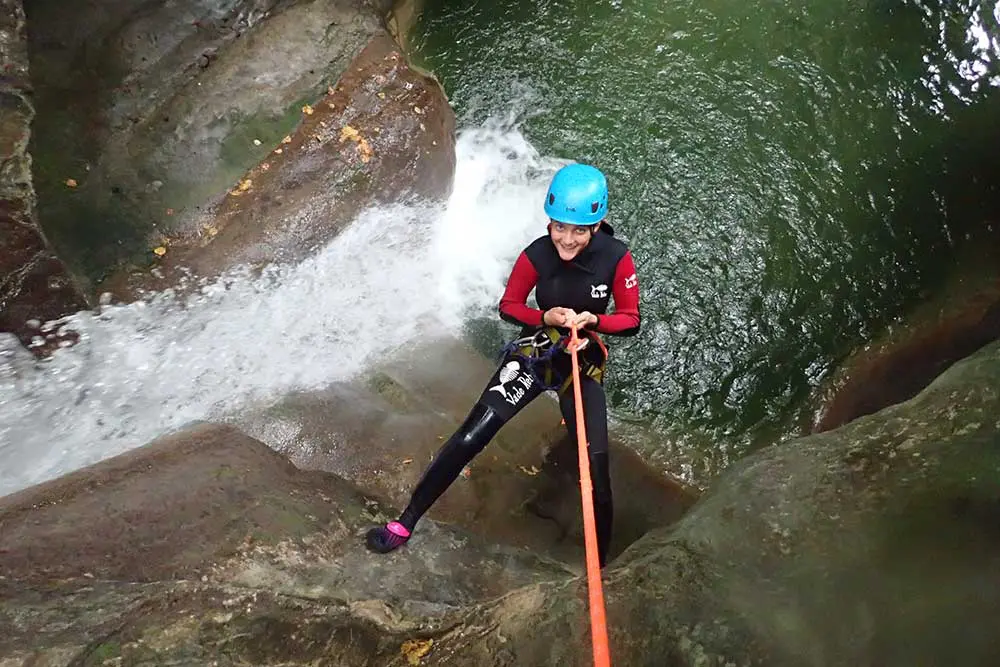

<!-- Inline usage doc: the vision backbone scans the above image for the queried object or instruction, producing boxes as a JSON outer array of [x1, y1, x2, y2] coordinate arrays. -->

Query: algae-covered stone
[[23, 0, 396, 285], [97, 33, 456, 301]]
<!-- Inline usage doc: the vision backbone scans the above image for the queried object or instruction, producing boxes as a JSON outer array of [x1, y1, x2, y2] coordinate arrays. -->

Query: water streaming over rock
[[0, 119, 561, 497]]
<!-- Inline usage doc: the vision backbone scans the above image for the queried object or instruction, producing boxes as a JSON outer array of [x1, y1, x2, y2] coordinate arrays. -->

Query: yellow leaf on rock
[[339, 125, 360, 142], [358, 138, 373, 163], [302, 104, 314, 115], [65, 178, 78, 188], [153, 246, 167, 256], [401, 638, 433, 665], [228, 178, 253, 197], [281, 135, 293, 144]]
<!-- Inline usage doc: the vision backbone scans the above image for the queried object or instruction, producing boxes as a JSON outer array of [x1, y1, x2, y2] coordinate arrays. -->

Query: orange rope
[[568, 323, 612, 667]]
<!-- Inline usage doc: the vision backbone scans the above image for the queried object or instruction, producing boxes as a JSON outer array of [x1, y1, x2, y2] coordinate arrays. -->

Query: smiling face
[[548, 220, 599, 261]]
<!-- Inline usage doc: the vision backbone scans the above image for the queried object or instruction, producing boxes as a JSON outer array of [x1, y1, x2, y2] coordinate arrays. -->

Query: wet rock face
[[0, 0, 88, 348], [2, 342, 1000, 665], [441, 340, 1000, 667], [98, 33, 456, 301], [4, 0, 455, 353], [23, 0, 417, 285], [0, 422, 572, 665], [231, 336, 697, 567], [0, 423, 567, 594]]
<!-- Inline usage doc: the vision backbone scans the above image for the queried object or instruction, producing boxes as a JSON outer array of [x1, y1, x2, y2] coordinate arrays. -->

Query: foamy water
[[0, 119, 564, 497]]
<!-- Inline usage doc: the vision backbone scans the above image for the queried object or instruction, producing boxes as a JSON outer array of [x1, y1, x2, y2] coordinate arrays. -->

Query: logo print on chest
[[590, 284, 608, 298]]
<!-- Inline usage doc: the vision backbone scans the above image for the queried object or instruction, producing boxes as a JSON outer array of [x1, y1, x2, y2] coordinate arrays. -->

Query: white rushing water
[[0, 118, 566, 497]]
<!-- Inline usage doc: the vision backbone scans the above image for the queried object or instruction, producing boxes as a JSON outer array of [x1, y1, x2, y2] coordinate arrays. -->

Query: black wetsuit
[[394, 226, 640, 566]]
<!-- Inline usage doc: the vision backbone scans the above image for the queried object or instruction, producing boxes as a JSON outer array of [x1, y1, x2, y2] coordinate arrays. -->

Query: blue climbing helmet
[[543, 163, 608, 226]]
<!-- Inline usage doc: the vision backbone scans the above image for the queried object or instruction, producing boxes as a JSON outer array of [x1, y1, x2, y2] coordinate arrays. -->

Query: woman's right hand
[[543, 307, 578, 327]]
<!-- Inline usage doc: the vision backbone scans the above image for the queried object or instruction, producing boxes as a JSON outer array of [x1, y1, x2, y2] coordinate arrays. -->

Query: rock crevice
[[0, 0, 88, 349]]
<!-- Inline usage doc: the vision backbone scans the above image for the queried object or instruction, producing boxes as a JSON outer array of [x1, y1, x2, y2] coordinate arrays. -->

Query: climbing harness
[[568, 322, 612, 667], [498, 326, 608, 393]]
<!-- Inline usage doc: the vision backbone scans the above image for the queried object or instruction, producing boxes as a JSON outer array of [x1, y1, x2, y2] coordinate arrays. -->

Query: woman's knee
[[451, 401, 506, 455]]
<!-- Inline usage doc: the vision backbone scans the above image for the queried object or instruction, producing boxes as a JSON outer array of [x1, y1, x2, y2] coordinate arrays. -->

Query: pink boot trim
[[386, 521, 411, 538]]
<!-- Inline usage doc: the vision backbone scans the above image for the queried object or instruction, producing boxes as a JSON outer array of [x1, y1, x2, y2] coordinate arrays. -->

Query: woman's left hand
[[571, 311, 598, 328]]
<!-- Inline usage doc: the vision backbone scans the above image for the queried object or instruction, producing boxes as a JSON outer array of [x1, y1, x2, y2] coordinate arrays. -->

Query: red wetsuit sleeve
[[595, 251, 641, 336], [499, 251, 544, 327]]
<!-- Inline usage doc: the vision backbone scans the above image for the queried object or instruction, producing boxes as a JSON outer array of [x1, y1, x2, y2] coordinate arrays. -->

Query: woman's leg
[[396, 401, 504, 530], [558, 376, 613, 567], [366, 354, 545, 553]]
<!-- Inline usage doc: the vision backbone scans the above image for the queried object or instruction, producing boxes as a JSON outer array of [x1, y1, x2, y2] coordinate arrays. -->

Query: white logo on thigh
[[489, 360, 533, 405], [624, 273, 637, 289]]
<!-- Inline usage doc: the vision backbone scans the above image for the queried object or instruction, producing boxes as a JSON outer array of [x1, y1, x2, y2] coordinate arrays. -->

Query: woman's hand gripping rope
[[544, 307, 598, 329]]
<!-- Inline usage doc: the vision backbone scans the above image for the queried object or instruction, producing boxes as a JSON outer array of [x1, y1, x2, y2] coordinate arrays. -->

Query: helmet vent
[[548, 193, 555, 205], [591, 202, 600, 213]]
